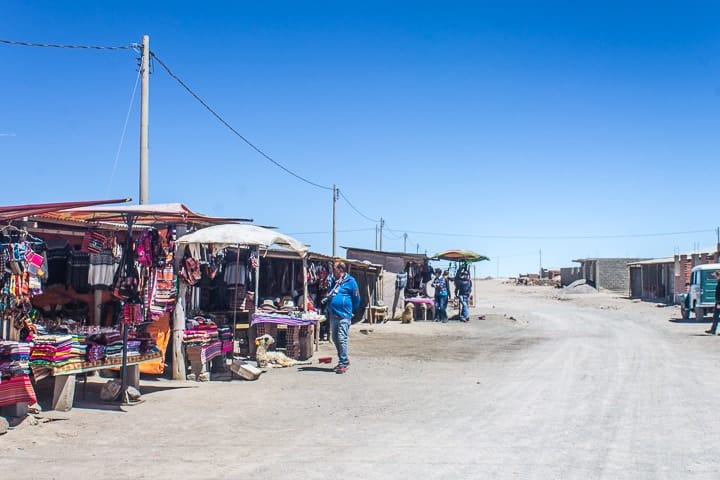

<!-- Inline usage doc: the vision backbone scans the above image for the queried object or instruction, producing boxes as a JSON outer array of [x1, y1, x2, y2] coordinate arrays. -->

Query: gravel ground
[[2, 279, 720, 479]]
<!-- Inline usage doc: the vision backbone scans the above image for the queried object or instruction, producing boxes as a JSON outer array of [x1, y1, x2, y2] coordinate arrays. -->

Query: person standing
[[704, 270, 720, 335], [325, 261, 361, 373], [432, 268, 450, 322], [454, 267, 473, 322]]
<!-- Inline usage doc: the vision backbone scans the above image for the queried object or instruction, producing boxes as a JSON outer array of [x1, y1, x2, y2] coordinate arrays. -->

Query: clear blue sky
[[3, 1, 719, 276]]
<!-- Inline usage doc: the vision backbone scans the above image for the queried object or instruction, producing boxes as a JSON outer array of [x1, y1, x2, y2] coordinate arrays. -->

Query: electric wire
[[106, 68, 142, 196], [149, 51, 332, 191], [0, 39, 138, 50], [337, 190, 380, 223], [286, 228, 375, 235], [397, 228, 715, 240]]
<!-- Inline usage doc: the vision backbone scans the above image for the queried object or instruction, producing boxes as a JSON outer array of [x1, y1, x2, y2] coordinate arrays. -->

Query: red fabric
[[0, 375, 37, 407]]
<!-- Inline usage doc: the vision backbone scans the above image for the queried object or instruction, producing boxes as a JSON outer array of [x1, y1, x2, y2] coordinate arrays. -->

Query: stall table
[[251, 313, 324, 359], [404, 297, 435, 321], [31, 349, 162, 411]]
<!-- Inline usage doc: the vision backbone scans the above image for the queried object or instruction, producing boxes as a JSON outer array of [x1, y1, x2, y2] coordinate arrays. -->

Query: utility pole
[[332, 184, 337, 257], [379, 217, 384, 252], [403, 233, 408, 253], [416, 243, 419, 254], [139, 34, 150, 205], [539, 249, 543, 277]]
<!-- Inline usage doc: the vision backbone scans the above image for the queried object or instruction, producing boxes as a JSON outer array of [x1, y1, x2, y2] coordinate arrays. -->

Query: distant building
[[342, 246, 427, 274], [628, 248, 720, 304], [572, 257, 650, 294]]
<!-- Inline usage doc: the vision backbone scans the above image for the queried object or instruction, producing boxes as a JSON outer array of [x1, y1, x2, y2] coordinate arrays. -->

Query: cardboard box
[[230, 360, 262, 381]]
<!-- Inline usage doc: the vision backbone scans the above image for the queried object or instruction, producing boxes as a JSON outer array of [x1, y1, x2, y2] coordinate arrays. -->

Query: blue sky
[[2, 1, 720, 276]]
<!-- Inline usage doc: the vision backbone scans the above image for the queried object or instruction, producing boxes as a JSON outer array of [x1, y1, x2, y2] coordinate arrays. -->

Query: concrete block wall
[[597, 258, 648, 294], [560, 267, 581, 286]]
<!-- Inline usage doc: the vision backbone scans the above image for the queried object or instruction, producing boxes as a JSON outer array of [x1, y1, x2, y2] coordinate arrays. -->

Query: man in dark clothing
[[454, 269, 473, 322], [704, 270, 720, 334]]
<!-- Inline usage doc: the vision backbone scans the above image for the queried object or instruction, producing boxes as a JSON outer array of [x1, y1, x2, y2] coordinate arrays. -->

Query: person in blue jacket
[[324, 260, 361, 374]]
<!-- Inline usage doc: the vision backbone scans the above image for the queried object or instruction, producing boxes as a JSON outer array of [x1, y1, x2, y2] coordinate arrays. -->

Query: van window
[[703, 270, 718, 282]]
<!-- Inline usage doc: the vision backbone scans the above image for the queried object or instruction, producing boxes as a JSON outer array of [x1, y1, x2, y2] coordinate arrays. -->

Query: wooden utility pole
[[139, 34, 150, 204], [332, 185, 337, 257], [403, 233, 408, 253], [379, 217, 384, 251]]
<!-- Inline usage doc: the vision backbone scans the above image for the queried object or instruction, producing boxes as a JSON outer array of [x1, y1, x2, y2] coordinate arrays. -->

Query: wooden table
[[31, 350, 162, 412]]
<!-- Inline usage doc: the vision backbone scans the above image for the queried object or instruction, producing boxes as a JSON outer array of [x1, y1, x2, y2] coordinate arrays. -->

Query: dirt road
[[3, 279, 720, 479]]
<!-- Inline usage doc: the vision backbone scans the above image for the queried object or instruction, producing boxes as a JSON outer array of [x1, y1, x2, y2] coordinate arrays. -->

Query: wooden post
[[172, 282, 187, 380], [93, 289, 103, 325]]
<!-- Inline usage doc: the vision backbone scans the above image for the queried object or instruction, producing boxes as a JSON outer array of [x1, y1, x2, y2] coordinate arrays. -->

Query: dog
[[401, 303, 415, 324], [254, 334, 311, 368]]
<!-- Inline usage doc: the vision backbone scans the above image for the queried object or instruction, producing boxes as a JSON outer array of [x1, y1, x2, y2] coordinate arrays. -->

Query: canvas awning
[[176, 223, 308, 256], [0, 198, 131, 222], [41, 202, 251, 226], [432, 249, 490, 262]]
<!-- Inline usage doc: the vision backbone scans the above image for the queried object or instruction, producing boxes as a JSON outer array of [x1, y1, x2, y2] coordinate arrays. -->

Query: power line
[[0, 38, 138, 50], [286, 228, 375, 235], [398, 228, 716, 240], [107, 68, 142, 196], [149, 51, 332, 191], [337, 190, 380, 223]]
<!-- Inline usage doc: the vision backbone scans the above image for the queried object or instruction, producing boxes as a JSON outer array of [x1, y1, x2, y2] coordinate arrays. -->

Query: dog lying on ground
[[401, 303, 415, 324], [254, 334, 312, 368]]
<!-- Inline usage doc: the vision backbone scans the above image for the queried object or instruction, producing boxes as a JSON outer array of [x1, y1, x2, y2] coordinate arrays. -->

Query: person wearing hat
[[704, 270, 720, 335], [323, 261, 361, 374]]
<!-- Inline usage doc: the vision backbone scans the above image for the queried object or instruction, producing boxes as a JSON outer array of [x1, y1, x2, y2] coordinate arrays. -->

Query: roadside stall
[[431, 249, 489, 318], [0, 198, 130, 415], [39, 203, 249, 399], [176, 224, 320, 378]]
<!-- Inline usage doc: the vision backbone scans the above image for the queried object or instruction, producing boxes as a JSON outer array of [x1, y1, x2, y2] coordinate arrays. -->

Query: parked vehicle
[[682, 263, 720, 319]]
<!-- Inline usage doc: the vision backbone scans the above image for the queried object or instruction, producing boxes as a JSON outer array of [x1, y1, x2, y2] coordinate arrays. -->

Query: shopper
[[432, 268, 450, 322], [324, 261, 361, 373], [455, 267, 472, 322]]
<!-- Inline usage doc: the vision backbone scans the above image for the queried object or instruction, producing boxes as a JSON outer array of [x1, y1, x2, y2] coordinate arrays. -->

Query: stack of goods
[[69, 334, 87, 364], [218, 325, 233, 354], [0, 341, 36, 407], [184, 316, 222, 365], [131, 332, 157, 356], [102, 332, 124, 359], [29, 334, 73, 368]]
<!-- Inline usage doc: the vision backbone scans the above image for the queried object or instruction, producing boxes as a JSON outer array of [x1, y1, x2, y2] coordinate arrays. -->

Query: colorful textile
[[251, 313, 316, 326], [0, 375, 36, 407]]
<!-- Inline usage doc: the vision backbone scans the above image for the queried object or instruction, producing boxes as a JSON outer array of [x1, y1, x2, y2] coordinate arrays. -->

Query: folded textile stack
[[184, 316, 219, 346], [86, 331, 123, 360], [29, 334, 73, 368], [218, 326, 233, 353], [0, 341, 37, 407]]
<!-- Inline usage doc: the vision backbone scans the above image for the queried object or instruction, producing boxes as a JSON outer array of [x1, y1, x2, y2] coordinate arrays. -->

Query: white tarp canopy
[[176, 223, 308, 256]]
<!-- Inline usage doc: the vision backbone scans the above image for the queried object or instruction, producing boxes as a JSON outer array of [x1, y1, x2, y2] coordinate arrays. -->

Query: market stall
[[41, 203, 250, 394], [176, 224, 322, 377], [431, 249, 489, 316], [0, 198, 130, 415]]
